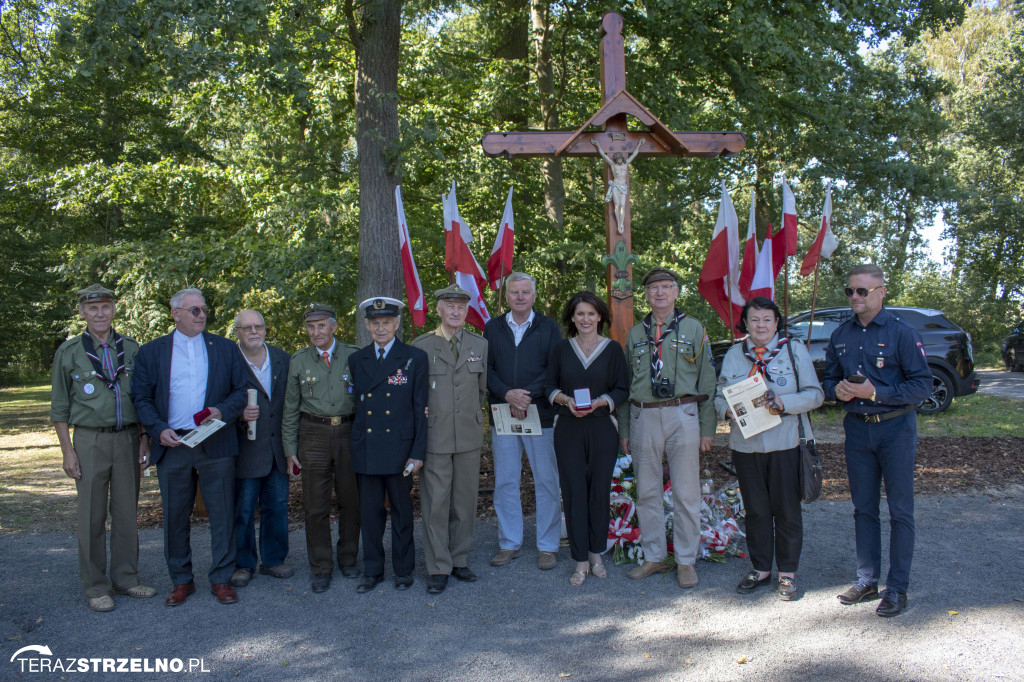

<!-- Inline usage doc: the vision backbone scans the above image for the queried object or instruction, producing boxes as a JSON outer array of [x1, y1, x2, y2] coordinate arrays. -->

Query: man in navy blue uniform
[[347, 297, 428, 593], [823, 265, 932, 617]]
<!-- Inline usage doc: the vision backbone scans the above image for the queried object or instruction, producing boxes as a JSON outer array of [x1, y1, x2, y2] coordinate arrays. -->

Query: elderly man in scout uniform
[[618, 267, 717, 589], [411, 285, 488, 594], [348, 297, 428, 593], [50, 284, 156, 612], [282, 303, 361, 594]]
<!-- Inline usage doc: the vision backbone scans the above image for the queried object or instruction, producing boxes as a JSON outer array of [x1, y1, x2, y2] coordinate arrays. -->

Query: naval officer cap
[[359, 297, 404, 318], [303, 303, 337, 322], [641, 267, 680, 287], [434, 284, 471, 301], [77, 284, 115, 303]]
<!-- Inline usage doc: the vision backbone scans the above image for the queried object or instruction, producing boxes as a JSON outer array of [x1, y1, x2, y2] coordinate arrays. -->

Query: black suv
[[712, 306, 980, 414], [1002, 321, 1024, 372]]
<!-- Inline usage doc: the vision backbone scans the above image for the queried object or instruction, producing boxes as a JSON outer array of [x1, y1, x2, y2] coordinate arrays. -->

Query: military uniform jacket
[[411, 328, 488, 454], [50, 332, 140, 428], [347, 338, 428, 475], [236, 344, 291, 478], [282, 340, 360, 459], [618, 313, 717, 439]]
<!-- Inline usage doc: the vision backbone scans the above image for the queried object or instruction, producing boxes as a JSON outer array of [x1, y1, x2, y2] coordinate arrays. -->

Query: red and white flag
[[487, 187, 515, 290], [443, 182, 490, 330], [738, 189, 758, 300], [748, 222, 776, 301], [800, 185, 839, 276], [395, 186, 428, 327], [698, 180, 744, 334], [781, 179, 799, 257]]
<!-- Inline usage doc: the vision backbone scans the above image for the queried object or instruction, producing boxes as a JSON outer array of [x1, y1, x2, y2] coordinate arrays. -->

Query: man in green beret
[[618, 267, 716, 589], [50, 284, 156, 612], [282, 303, 361, 593], [411, 285, 489, 594]]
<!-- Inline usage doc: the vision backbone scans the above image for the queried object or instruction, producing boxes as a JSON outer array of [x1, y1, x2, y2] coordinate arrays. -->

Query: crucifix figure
[[481, 12, 745, 346], [592, 138, 643, 234]]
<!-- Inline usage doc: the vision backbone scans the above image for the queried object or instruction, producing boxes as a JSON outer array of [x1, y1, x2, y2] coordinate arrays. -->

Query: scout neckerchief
[[743, 336, 789, 382], [81, 329, 126, 390], [643, 309, 686, 383]]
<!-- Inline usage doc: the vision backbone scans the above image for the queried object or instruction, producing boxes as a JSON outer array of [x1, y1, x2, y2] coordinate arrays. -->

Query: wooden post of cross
[[481, 11, 745, 347]]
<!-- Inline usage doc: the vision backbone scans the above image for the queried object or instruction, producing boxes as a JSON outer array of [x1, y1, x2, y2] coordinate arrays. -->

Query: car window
[[789, 311, 845, 343]]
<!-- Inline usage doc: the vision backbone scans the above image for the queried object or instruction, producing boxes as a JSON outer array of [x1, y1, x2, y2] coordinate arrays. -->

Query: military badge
[[876, 356, 885, 368], [387, 374, 408, 386], [83, 383, 95, 395]]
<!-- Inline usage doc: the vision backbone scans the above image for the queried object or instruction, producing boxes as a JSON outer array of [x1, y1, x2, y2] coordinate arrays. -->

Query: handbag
[[785, 341, 823, 503]]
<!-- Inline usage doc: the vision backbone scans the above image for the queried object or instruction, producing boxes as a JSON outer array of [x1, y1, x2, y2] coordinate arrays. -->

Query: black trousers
[[732, 447, 803, 573], [553, 416, 617, 562], [356, 472, 415, 578]]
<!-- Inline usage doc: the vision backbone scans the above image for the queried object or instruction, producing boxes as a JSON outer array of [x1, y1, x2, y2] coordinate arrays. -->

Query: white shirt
[[240, 343, 272, 396], [506, 310, 535, 347], [316, 339, 337, 367], [375, 338, 396, 361], [169, 330, 208, 430]]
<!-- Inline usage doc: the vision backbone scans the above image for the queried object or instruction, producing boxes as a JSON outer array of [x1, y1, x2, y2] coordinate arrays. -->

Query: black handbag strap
[[785, 340, 812, 445]]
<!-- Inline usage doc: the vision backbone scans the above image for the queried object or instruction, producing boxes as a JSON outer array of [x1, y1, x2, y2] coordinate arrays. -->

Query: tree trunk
[[350, 0, 404, 345], [531, 0, 564, 231]]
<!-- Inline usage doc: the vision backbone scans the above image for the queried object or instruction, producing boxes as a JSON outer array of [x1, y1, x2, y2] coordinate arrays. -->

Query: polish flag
[[781, 179, 798, 256], [487, 187, 515, 290], [748, 223, 776, 301], [738, 190, 758, 300], [395, 186, 428, 327], [697, 180, 744, 334], [800, 185, 839, 276], [443, 182, 490, 330]]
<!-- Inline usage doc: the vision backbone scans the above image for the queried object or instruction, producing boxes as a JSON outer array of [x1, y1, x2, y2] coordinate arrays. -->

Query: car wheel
[[918, 368, 954, 415]]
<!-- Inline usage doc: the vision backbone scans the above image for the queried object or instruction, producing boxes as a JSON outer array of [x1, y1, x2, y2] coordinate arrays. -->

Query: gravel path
[[976, 368, 1024, 401], [2, 487, 1023, 681]]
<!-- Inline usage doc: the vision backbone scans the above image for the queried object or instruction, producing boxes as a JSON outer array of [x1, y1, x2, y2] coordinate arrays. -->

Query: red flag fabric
[[800, 185, 839, 276], [698, 181, 744, 334], [749, 222, 776, 301], [781, 179, 798, 256], [487, 187, 515, 290], [443, 181, 488, 293], [455, 271, 490, 331], [395, 186, 428, 327], [738, 190, 758, 299]]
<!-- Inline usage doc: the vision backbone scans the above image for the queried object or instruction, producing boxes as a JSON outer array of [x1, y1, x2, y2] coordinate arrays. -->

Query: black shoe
[[340, 565, 360, 579], [356, 574, 384, 593], [777, 576, 801, 601], [450, 567, 478, 583], [837, 581, 879, 605], [394, 574, 414, 590], [311, 573, 332, 593], [230, 567, 253, 588], [259, 564, 295, 579], [876, 589, 908, 617], [426, 575, 448, 594], [736, 571, 772, 594]]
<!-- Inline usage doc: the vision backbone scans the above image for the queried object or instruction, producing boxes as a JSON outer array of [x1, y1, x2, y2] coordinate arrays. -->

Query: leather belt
[[302, 413, 353, 426], [853, 405, 916, 424], [76, 424, 138, 433], [631, 395, 708, 409]]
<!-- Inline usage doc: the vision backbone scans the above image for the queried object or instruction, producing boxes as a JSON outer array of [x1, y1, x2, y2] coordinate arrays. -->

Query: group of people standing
[[52, 262, 928, 618]]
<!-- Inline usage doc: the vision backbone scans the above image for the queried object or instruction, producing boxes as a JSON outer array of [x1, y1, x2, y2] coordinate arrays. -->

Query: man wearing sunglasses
[[823, 264, 931, 617], [132, 288, 249, 606]]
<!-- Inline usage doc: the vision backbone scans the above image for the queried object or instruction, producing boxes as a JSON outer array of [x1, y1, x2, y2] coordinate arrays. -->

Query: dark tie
[[378, 347, 385, 364], [449, 336, 460, 361], [100, 342, 123, 430]]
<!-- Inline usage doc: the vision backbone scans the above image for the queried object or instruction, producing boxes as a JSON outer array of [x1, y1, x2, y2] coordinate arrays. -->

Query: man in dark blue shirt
[[823, 264, 932, 617]]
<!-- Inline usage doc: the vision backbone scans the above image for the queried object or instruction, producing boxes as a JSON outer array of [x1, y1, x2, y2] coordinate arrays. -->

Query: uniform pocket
[[72, 375, 102, 400]]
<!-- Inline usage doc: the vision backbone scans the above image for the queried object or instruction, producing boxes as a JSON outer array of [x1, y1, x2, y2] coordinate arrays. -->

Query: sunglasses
[[175, 306, 210, 317], [764, 389, 784, 416], [844, 285, 884, 298]]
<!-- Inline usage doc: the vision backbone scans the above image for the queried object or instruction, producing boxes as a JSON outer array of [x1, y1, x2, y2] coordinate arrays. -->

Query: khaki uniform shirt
[[50, 333, 140, 428], [411, 328, 488, 454], [282, 340, 359, 458], [618, 315, 717, 439]]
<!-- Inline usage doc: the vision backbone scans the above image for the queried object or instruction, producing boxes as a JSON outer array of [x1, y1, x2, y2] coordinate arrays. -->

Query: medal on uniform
[[83, 383, 95, 395], [876, 356, 885, 368], [396, 368, 402, 376], [776, 377, 787, 386]]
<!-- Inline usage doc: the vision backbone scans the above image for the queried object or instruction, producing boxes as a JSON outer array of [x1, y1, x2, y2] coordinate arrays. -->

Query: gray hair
[[232, 309, 266, 327], [506, 272, 536, 291], [170, 288, 204, 309], [849, 264, 885, 283]]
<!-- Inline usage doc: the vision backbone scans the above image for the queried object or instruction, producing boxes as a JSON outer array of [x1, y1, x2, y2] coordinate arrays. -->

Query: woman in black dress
[[545, 291, 629, 586]]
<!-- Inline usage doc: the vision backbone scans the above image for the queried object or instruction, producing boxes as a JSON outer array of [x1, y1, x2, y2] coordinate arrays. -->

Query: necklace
[[577, 334, 601, 356]]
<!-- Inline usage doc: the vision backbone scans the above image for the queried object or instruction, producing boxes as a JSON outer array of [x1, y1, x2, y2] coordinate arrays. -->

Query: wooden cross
[[481, 11, 745, 346]]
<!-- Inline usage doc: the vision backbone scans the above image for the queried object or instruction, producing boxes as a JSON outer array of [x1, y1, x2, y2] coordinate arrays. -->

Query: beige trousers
[[421, 448, 481, 574]]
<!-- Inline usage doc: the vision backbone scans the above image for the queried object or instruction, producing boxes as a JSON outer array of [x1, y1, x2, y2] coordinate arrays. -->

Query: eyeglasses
[[234, 324, 265, 333], [646, 284, 677, 293], [844, 286, 884, 298], [175, 306, 210, 317]]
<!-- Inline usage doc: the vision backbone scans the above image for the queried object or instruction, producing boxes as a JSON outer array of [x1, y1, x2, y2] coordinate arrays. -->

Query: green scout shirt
[[50, 333, 140, 428], [282, 340, 359, 458], [618, 315, 717, 439]]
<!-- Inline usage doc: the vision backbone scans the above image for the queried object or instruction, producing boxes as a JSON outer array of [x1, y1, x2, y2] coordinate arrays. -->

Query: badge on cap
[[373, 299, 386, 310]]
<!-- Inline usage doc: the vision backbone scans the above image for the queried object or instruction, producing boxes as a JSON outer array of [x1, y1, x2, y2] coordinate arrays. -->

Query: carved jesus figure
[[592, 138, 643, 234]]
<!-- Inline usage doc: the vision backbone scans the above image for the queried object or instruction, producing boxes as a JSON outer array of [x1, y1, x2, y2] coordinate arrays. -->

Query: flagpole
[[783, 259, 790, 336], [727, 270, 736, 343], [808, 260, 820, 339]]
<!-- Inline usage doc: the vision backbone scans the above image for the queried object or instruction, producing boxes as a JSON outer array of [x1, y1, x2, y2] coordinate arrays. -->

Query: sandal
[[590, 561, 607, 579], [569, 568, 589, 586]]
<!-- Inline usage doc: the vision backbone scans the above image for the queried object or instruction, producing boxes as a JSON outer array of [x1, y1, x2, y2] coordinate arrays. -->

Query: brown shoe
[[537, 551, 557, 570], [210, 583, 238, 604], [88, 595, 114, 612], [113, 584, 157, 599], [165, 582, 195, 607], [676, 564, 698, 588], [490, 549, 522, 566], [627, 561, 671, 580]]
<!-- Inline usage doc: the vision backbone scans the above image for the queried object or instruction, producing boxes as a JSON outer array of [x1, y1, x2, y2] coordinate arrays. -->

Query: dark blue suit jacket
[[132, 331, 248, 465], [348, 338, 428, 475], [235, 344, 290, 478]]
